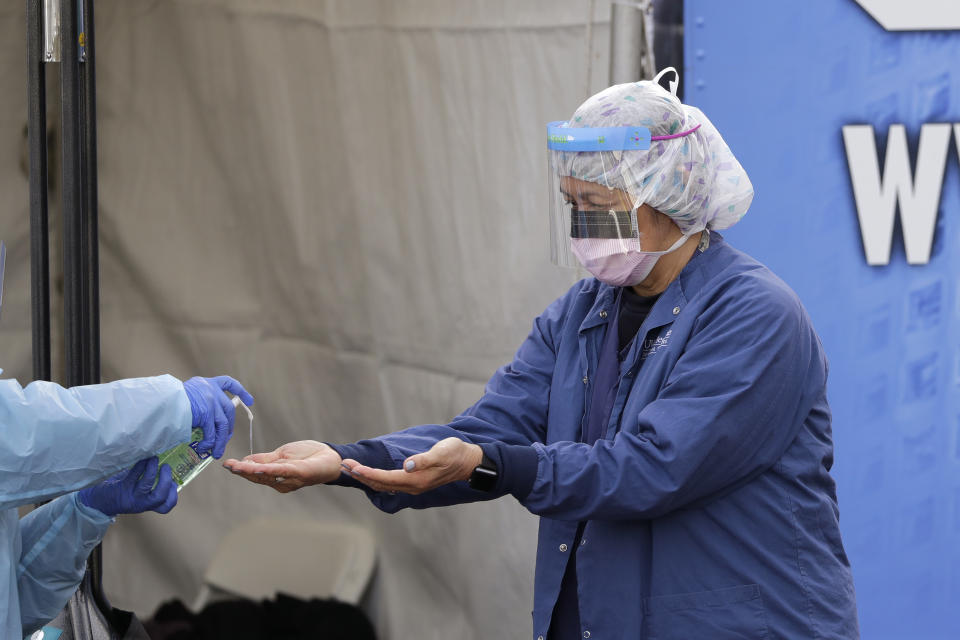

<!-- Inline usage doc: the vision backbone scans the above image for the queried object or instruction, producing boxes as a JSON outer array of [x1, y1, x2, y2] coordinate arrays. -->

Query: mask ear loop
[[652, 66, 679, 96]]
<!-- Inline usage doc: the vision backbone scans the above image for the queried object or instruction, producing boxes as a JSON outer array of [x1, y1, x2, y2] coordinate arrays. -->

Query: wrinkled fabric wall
[[0, 1, 615, 637]]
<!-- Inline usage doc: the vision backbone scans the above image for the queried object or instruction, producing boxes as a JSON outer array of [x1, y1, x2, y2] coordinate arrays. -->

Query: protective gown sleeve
[[519, 276, 827, 521], [17, 493, 113, 635], [0, 374, 192, 511]]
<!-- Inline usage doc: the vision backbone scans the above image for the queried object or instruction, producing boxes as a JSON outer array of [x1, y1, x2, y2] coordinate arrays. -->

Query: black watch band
[[468, 451, 499, 492]]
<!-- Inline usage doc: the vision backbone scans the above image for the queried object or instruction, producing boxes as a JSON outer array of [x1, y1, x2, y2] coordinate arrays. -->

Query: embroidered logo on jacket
[[641, 329, 672, 360]]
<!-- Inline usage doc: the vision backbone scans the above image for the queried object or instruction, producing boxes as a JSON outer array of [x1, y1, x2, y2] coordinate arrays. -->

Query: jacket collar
[[578, 230, 718, 335], [578, 285, 618, 333]]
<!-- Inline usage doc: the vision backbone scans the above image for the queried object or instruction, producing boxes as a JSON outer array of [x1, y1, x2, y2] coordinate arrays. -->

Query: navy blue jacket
[[333, 232, 859, 639]]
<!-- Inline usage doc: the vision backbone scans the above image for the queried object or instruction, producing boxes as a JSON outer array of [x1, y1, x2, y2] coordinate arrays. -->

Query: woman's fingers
[[223, 450, 280, 468], [348, 464, 453, 495], [243, 451, 282, 463], [226, 460, 299, 477], [402, 437, 467, 472]]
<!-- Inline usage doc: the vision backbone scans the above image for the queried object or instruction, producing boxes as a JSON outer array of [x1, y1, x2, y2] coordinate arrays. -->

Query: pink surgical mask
[[570, 233, 691, 287]]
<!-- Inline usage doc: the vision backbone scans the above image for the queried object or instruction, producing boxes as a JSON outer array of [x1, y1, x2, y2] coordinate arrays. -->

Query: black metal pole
[[78, 72, 90, 387], [61, 0, 82, 390], [27, 0, 51, 383], [82, 0, 99, 386]]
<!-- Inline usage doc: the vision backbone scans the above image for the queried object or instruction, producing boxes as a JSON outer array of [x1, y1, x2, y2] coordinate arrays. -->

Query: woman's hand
[[342, 437, 483, 495], [223, 440, 343, 493]]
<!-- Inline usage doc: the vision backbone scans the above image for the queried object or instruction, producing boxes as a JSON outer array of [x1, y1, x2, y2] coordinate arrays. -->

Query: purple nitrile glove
[[79, 457, 178, 517], [182, 376, 255, 459]]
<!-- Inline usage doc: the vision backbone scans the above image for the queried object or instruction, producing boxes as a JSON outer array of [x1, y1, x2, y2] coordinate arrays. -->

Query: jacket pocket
[[643, 584, 770, 640]]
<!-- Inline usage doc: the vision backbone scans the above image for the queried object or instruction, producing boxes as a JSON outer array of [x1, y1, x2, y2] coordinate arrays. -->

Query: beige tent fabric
[[0, 1, 613, 637]]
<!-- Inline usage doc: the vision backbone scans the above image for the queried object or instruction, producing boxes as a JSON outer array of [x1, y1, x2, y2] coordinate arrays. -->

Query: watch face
[[469, 466, 498, 492]]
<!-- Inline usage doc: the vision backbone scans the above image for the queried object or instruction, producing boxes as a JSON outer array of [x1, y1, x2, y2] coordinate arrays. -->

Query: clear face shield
[[547, 121, 656, 268]]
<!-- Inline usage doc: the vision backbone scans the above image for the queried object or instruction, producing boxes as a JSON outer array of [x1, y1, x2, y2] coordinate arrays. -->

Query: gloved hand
[[78, 457, 178, 517], [182, 376, 255, 459]]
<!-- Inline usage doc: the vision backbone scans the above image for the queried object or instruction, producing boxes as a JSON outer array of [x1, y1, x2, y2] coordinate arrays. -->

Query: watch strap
[[468, 451, 499, 492]]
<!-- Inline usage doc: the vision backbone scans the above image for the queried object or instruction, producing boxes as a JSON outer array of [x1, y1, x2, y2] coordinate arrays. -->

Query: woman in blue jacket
[[226, 69, 859, 639]]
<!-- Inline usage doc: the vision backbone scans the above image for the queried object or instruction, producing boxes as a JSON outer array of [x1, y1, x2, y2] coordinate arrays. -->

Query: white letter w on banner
[[842, 123, 950, 265]]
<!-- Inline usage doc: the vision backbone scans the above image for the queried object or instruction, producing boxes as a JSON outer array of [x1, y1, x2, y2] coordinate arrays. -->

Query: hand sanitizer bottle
[[157, 395, 254, 491]]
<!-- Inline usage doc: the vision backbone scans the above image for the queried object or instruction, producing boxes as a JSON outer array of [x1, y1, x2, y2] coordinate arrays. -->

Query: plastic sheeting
[[0, 1, 618, 637]]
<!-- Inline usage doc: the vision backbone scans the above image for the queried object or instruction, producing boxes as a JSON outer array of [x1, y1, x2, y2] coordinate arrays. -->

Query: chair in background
[[192, 517, 377, 610]]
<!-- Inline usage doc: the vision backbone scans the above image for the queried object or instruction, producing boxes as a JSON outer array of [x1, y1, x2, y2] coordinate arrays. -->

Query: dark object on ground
[[144, 593, 377, 640]]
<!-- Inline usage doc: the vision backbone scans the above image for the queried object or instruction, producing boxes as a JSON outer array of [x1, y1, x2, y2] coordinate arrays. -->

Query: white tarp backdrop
[[0, 1, 616, 637]]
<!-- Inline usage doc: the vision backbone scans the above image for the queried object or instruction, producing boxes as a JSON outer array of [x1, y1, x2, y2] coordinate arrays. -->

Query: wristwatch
[[468, 450, 499, 492]]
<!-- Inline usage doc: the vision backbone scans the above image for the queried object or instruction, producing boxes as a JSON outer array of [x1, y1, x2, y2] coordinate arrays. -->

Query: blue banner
[[686, 1, 960, 637]]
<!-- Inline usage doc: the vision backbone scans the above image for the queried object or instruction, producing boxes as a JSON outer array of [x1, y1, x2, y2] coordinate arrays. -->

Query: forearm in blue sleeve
[[324, 426, 514, 513], [480, 442, 538, 500], [326, 439, 394, 489]]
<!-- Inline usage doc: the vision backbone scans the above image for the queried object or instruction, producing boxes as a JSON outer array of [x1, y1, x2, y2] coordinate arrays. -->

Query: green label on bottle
[[157, 428, 213, 489]]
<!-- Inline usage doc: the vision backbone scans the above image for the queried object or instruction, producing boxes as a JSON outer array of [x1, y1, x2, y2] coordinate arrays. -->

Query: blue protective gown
[[0, 374, 191, 638], [333, 232, 859, 639]]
